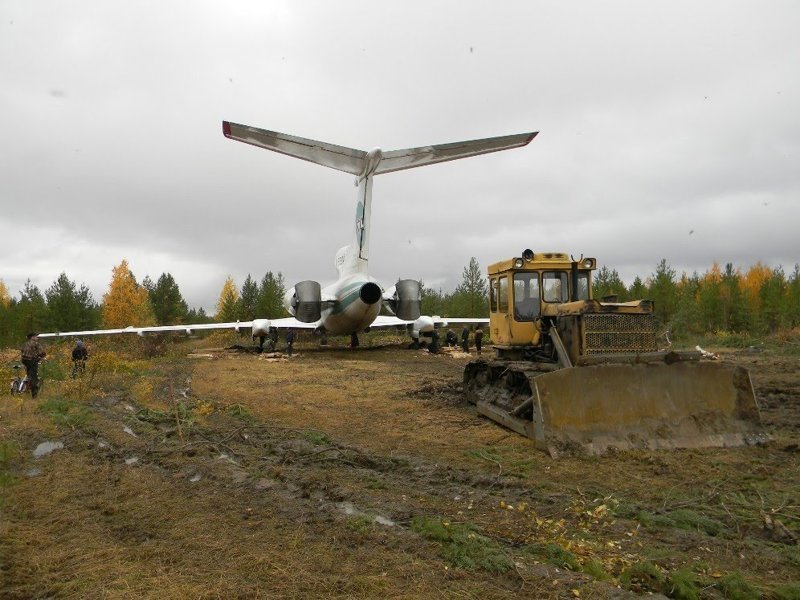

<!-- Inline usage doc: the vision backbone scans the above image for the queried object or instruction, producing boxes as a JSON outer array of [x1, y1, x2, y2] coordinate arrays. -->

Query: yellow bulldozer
[[463, 250, 765, 457]]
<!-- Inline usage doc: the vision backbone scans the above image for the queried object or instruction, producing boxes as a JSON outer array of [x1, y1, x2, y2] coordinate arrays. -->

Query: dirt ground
[[1, 336, 798, 599]]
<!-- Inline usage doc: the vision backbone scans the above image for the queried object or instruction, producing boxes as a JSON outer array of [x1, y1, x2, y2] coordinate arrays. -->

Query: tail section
[[222, 122, 537, 277]]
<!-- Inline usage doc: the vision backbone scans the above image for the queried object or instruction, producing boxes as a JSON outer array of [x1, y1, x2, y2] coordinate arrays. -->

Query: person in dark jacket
[[474, 325, 484, 355], [285, 329, 295, 356], [71, 339, 89, 378], [461, 326, 470, 353], [445, 329, 458, 347], [20, 332, 46, 398]]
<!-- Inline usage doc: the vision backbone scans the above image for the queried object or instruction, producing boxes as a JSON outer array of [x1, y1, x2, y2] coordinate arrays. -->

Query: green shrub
[[774, 583, 800, 600], [665, 568, 700, 600], [411, 516, 512, 573], [717, 571, 759, 600], [38, 397, 91, 428], [637, 508, 724, 536]]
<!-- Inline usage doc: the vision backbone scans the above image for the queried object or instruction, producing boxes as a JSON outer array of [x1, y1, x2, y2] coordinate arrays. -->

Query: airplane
[[40, 122, 537, 350]]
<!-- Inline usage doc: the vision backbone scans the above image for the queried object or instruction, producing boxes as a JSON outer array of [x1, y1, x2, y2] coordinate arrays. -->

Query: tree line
[[2, 256, 799, 348], [0, 260, 288, 348]]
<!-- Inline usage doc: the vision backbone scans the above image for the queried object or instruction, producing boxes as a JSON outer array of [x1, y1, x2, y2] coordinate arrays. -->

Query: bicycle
[[9, 361, 44, 397], [10, 364, 26, 395]]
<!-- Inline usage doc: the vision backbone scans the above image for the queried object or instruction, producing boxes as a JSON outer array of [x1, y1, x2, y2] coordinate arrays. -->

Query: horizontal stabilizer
[[223, 122, 367, 175], [223, 121, 537, 177], [376, 132, 537, 175]]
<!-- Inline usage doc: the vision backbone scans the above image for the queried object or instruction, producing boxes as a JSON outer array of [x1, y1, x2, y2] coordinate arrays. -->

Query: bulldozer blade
[[527, 361, 765, 457]]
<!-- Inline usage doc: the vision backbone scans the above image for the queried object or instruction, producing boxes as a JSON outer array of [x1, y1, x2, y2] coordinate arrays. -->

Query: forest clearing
[[1, 333, 798, 599]]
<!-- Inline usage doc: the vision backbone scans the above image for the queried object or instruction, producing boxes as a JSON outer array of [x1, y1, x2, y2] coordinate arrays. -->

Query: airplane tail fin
[[223, 122, 537, 276]]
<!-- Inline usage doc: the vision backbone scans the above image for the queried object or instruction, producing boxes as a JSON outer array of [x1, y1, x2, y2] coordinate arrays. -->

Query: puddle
[[33, 441, 64, 458], [190, 474, 202, 483], [125, 457, 139, 465], [123, 426, 137, 437], [336, 501, 395, 527], [25, 468, 42, 477]]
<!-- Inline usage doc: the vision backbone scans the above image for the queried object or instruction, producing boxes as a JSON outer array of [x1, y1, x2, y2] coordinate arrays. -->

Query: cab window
[[513, 272, 540, 321], [489, 278, 498, 312], [576, 272, 590, 300], [498, 276, 509, 312], [543, 272, 569, 303]]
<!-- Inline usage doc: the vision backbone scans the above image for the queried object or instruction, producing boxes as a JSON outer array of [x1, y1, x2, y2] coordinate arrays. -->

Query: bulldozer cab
[[488, 251, 595, 352]]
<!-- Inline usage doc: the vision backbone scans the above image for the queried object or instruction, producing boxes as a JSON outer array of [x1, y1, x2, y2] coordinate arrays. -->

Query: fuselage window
[[543, 271, 570, 303], [513, 272, 540, 321], [498, 276, 509, 313]]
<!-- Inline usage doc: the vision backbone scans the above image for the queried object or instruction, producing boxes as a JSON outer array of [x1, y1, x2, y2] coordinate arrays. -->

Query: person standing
[[461, 326, 470, 353], [474, 325, 484, 355], [71, 339, 89, 378], [285, 328, 295, 356], [20, 332, 46, 398]]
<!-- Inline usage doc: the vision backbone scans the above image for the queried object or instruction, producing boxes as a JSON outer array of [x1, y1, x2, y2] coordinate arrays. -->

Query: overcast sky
[[2, 1, 798, 313]]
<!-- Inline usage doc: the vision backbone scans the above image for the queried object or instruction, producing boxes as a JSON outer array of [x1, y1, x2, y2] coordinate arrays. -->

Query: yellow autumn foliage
[[215, 276, 240, 322], [101, 259, 155, 328], [0, 279, 10, 307]]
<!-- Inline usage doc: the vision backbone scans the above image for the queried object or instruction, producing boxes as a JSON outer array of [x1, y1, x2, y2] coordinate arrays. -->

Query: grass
[[1, 339, 798, 597], [37, 396, 92, 428], [636, 508, 725, 536], [0, 441, 19, 513], [717, 571, 760, 600], [774, 583, 800, 600], [410, 516, 513, 573]]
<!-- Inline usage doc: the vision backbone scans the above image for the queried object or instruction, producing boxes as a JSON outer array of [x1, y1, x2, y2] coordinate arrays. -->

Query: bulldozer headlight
[[522, 248, 534, 262], [514, 258, 524, 268]]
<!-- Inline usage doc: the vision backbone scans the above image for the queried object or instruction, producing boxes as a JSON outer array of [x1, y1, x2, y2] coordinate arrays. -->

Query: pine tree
[[647, 259, 678, 327], [787, 264, 800, 328], [697, 263, 723, 332], [18, 280, 49, 334], [628, 276, 647, 301], [45, 272, 99, 332], [256, 272, 287, 317], [239, 275, 259, 320], [102, 260, 155, 328], [593, 267, 627, 301], [672, 272, 702, 334], [451, 257, 488, 316], [215, 276, 240, 322], [421, 286, 447, 317], [721, 263, 749, 332], [148, 273, 189, 325], [759, 267, 787, 333]]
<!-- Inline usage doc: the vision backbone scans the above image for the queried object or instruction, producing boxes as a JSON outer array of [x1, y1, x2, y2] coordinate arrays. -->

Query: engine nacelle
[[384, 279, 421, 321], [284, 280, 322, 323], [251, 318, 272, 338]]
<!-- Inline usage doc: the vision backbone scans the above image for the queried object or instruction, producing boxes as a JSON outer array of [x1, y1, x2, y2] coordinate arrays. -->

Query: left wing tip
[[222, 121, 232, 138]]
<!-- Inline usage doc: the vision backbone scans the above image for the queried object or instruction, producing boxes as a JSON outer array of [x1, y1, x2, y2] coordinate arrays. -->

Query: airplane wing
[[38, 317, 321, 339], [375, 132, 537, 175], [371, 315, 488, 329], [38, 321, 256, 338], [223, 121, 367, 176]]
